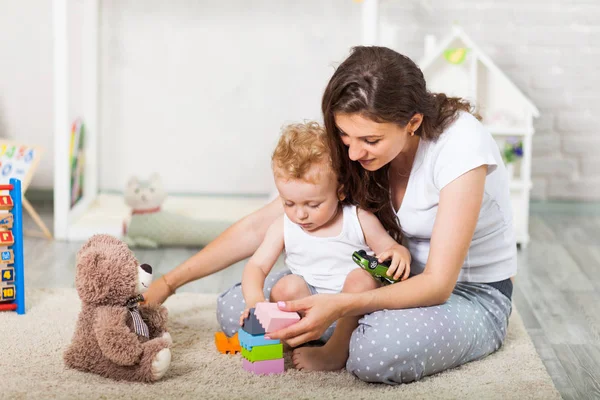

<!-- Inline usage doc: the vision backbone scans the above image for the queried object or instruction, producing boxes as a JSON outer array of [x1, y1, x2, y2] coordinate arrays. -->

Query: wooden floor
[[16, 200, 600, 399]]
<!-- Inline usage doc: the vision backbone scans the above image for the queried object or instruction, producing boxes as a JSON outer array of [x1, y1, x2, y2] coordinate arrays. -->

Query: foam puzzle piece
[[215, 331, 241, 354], [241, 308, 266, 335], [241, 343, 283, 362], [242, 358, 285, 375], [238, 328, 280, 351], [255, 302, 301, 333]]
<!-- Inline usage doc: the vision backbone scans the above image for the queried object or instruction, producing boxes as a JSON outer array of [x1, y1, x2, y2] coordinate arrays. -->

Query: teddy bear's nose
[[140, 263, 152, 274]]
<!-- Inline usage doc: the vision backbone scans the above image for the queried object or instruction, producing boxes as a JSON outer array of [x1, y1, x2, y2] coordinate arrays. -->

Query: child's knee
[[343, 268, 379, 293], [270, 274, 310, 301]]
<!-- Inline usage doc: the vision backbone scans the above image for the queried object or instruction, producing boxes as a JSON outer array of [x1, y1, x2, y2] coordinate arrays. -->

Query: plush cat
[[123, 174, 228, 248]]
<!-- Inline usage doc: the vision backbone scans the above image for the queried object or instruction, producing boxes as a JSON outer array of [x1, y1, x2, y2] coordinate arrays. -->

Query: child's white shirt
[[397, 112, 517, 283], [283, 205, 371, 294]]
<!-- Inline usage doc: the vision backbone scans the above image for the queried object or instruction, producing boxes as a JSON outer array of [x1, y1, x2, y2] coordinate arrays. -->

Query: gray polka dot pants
[[217, 274, 511, 385], [216, 268, 336, 340], [346, 282, 512, 384], [217, 269, 292, 337]]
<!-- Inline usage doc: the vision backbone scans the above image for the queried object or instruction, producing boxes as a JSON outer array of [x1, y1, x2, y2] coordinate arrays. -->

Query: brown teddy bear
[[64, 234, 172, 382]]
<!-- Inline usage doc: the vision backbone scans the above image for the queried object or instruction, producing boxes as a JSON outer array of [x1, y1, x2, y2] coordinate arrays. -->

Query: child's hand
[[377, 245, 411, 281], [239, 307, 252, 327]]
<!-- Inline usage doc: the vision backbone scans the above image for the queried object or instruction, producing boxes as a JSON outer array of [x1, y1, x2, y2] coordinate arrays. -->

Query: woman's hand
[[377, 245, 411, 281], [266, 295, 347, 347], [142, 276, 175, 305]]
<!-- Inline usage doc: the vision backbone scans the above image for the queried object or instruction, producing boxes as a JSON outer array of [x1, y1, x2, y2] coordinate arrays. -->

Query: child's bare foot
[[292, 345, 347, 371]]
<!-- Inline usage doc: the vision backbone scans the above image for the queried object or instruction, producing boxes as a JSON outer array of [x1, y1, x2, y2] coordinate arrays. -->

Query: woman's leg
[[216, 269, 291, 336], [293, 269, 380, 371], [346, 282, 512, 384]]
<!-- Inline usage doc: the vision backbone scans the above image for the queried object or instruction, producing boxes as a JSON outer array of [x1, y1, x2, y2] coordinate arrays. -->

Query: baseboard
[[530, 200, 600, 215]]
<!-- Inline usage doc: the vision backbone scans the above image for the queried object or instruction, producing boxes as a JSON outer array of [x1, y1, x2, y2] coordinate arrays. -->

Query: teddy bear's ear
[[75, 248, 112, 304], [75, 235, 137, 305]]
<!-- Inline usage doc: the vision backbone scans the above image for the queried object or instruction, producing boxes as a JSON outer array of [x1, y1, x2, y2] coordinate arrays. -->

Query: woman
[[145, 46, 516, 384]]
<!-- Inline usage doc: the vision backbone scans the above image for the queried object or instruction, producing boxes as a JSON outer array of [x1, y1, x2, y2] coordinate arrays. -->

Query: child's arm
[[241, 215, 285, 308], [357, 208, 411, 281]]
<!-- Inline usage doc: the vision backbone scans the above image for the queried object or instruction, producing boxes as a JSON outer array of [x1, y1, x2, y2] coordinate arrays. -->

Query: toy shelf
[[420, 26, 540, 248]]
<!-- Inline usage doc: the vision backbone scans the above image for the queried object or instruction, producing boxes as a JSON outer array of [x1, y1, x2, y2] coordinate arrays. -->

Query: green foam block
[[241, 343, 283, 362]]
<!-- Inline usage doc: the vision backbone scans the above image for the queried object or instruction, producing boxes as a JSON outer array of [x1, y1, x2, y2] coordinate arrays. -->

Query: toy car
[[352, 250, 399, 285]]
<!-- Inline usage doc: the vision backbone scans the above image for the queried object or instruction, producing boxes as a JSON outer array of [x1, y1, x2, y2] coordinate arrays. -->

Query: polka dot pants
[[217, 273, 512, 385], [346, 282, 512, 384], [216, 268, 336, 340]]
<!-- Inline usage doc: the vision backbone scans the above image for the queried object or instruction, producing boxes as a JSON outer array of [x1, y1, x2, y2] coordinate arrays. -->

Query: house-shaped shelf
[[418, 26, 540, 247], [419, 26, 540, 134]]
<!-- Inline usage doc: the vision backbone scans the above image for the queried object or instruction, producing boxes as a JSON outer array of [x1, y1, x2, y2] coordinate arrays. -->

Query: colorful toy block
[[214, 331, 241, 354], [238, 328, 280, 351], [255, 302, 300, 333], [239, 302, 301, 375], [241, 343, 283, 362], [242, 358, 284, 375], [241, 308, 266, 335]]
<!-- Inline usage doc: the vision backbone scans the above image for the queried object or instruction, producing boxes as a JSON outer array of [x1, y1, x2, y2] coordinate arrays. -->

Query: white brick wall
[[380, 0, 600, 201]]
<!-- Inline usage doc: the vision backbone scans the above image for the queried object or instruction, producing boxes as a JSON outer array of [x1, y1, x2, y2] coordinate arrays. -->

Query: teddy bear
[[122, 174, 231, 248], [64, 234, 173, 382]]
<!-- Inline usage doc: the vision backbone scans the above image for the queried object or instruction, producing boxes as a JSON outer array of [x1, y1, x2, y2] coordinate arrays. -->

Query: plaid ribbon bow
[[125, 294, 149, 338]]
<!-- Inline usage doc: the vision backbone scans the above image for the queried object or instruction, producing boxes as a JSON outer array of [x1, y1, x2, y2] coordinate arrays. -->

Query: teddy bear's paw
[[161, 332, 173, 346], [151, 348, 171, 380]]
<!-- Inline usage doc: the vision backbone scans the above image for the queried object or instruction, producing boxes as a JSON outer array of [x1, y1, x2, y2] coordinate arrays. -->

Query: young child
[[240, 121, 411, 371]]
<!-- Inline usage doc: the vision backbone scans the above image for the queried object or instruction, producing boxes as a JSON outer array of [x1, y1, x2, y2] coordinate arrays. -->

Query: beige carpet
[[0, 289, 560, 400]]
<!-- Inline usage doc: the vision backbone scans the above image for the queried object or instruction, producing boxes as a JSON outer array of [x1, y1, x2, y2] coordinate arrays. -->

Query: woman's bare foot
[[292, 345, 347, 371]]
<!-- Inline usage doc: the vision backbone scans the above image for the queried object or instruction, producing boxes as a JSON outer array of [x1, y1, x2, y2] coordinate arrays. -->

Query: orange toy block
[[0, 231, 14, 246], [215, 331, 241, 354], [0, 196, 13, 211]]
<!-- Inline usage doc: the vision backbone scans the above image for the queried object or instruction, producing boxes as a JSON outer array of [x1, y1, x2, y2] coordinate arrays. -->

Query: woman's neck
[[390, 135, 420, 176]]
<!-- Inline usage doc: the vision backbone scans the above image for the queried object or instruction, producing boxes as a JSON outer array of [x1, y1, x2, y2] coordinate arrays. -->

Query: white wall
[[99, 0, 361, 195], [1, 0, 599, 200], [377, 0, 600, 201], [0, 1, 54, 190]]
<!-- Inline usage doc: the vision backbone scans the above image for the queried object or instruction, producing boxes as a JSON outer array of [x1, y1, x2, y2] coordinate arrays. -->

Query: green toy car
[[352, 250, 399, 285]]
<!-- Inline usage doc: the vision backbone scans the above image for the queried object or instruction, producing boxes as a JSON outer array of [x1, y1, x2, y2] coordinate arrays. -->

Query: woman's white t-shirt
[[397, 112, 517, 283]]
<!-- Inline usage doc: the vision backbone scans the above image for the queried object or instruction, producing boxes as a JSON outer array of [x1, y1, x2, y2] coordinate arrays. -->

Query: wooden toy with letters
[[0, 178, 26, 314]]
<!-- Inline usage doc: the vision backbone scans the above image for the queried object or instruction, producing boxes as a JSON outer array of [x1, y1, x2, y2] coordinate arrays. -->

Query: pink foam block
[[255, 302, 300, 333], [242, 358, 285, 375]]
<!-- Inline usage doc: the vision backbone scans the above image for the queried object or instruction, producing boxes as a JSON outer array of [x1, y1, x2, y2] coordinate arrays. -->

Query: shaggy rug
[[0, 289, 560, 399]]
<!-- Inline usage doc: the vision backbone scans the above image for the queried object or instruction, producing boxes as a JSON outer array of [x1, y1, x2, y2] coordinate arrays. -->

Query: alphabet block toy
[[0, 179, 25, 314], [214, 331, 241, 354], [239, 302, 300, 375]]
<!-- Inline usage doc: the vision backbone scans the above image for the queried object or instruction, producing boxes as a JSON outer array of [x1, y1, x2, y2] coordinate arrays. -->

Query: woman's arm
[[144, 197, 284, 304], [241, 216, 285, 307], [348, 164, 488, 312], [269, 166, 487, 346]]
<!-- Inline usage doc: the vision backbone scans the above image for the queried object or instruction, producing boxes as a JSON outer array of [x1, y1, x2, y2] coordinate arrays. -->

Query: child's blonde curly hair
[[271, 121, 335, 184]]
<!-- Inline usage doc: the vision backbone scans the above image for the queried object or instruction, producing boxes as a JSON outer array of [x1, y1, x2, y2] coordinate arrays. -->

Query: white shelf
[[510, 179, 532, 191]]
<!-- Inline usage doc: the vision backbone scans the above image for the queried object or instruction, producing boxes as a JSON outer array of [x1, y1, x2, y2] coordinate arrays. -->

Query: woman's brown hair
[[322, 46, 479, 241]]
